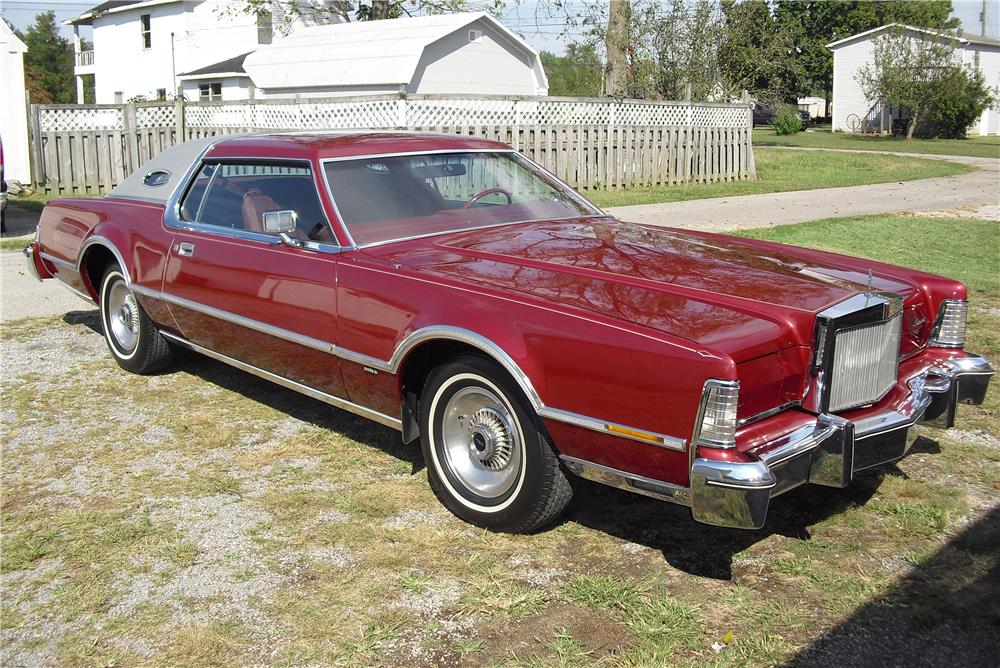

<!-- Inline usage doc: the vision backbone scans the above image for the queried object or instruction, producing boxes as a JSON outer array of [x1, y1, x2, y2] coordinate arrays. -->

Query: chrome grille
[[828, 314, 902, 412]]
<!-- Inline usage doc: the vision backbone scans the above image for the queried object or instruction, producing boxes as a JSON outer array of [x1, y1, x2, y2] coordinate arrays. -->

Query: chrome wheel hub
[[467, 407, 514, 471], [441, 385, 522, 499], [108, 282, 140, 352]]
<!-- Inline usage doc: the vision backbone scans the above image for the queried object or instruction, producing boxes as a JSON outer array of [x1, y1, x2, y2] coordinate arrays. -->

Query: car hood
[[377, 218, 919, 362]]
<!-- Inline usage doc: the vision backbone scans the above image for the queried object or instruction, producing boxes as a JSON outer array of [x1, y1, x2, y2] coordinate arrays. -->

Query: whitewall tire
[[420, 355, 573, 533], [99, 266, 173, 374]]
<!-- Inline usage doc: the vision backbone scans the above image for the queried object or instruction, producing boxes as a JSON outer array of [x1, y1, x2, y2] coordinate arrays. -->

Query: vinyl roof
[[242, 12, 541, 90]]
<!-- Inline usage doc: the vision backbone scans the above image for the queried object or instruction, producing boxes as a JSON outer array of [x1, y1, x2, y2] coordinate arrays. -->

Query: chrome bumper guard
[[23, 243, 43, 282], [690, 354, 995, 530]]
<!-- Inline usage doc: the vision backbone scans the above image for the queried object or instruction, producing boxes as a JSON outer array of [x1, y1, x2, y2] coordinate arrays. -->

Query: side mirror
[[262, 209, 298, 234]]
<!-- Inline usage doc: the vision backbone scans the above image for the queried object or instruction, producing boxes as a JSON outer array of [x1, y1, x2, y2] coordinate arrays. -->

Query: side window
[[178, 162, 334, 242]]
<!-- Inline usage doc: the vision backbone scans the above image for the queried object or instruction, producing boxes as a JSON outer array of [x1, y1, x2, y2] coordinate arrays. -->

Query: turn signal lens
[[696, 380, 739, 448], [931, 300, 968, 348]]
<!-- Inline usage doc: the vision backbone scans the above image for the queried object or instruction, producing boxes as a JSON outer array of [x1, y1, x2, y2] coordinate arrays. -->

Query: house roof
[[1, 18, 27, 54], [65, 0, 181, 26], [178, 52, 251, 79], [827, 23, 1000, 50], [242, 12, 544, 91]]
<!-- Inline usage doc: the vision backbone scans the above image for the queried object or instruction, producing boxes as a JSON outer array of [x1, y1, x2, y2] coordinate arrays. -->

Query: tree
[[604, 0, 631, 96], [16, 11, 75, 104], [717, 0, 803, 104], [774, 1, 959, 111], [855, 26, 977, 139], [227, 0, 476, 27], [541, 44, 603, 97]]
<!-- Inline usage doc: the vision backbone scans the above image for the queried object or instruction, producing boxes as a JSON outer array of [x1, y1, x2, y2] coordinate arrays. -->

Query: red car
[[25, 132, 993, 532]]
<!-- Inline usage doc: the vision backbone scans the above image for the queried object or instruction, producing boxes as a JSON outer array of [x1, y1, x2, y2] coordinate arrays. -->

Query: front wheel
[[99, 266, 173, 374], [420, 356, 573, 533]]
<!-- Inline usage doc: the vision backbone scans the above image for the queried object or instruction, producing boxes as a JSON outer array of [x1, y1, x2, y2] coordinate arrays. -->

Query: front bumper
[[690, 354, 995, 529]]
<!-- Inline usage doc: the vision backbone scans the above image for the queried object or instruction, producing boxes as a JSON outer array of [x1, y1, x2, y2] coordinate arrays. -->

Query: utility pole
[[981, 0, 988, 37]]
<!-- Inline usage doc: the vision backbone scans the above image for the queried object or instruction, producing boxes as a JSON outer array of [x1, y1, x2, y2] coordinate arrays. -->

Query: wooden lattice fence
[[29, 94, 755, 196]]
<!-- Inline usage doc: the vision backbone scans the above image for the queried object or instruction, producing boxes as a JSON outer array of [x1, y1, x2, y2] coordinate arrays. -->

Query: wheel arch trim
[[76, 234, 131, 289]]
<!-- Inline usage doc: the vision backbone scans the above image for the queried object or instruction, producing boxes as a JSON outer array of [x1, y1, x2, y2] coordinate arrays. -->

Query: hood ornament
[[865, 269, 874, 297]]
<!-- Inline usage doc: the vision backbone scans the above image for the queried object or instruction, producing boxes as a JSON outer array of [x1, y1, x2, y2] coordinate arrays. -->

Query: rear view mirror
[[262, 209, 298, 234]]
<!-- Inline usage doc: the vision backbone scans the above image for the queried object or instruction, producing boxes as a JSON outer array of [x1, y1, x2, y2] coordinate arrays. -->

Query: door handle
[[176, 242, 195, 257]]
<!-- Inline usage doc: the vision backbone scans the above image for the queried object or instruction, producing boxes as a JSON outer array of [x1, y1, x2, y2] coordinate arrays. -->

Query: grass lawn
[[2, 215, 998, 666], [589, 147, 972, 208], [754, 127, 1000, 158]]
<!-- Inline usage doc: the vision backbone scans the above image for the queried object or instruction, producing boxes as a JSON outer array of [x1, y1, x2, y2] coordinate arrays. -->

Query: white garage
[[1, 19, 31, 183], [240, 12, 548, 99]]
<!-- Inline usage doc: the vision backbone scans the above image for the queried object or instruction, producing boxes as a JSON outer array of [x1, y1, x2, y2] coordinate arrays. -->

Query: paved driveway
[[605, 150, 1000, 232]]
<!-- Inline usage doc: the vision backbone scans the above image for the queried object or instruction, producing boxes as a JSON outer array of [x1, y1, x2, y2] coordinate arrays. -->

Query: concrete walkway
[[605, 149, 1000, 232]]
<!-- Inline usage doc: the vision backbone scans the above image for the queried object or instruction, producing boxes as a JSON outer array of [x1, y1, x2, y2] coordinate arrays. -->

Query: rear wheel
[[99, 266, 172, 374], [420, 355, 573, 533]]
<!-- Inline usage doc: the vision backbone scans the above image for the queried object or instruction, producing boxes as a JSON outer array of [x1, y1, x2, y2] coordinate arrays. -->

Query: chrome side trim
[[134, 290, 687, 449], [560, 455, 690, 506], [130, 285, 336, 354], [539, 406, 686, 451], [38, 251, 75, 270], [159, 330, 403, 430]]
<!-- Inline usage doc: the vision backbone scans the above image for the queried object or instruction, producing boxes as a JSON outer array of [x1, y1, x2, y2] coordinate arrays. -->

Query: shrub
[[918, 68, 995, 139], [773, 105, 804, 135]]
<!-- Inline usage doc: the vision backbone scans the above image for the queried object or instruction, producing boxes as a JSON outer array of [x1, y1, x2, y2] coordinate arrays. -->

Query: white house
[[65, 0, 344, 104], [180, 12, 548, 101], [797, 96, 827, 120], [828, 23, 1000, 135], [0, 19, 30, 183]]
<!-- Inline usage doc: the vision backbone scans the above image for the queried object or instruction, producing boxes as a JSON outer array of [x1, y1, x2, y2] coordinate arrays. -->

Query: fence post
[[174, 97, 185, 144], [28, 102, 44, 189], [397, 94, 407, 129], [123, 102, 138, 174]]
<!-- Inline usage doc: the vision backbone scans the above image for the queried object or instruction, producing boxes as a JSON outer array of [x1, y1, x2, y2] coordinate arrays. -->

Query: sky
[[0, 0, 996, 54]]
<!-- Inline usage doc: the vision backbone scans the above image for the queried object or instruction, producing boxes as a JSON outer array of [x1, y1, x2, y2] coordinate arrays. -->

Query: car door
[[162, 159, 348, 398]]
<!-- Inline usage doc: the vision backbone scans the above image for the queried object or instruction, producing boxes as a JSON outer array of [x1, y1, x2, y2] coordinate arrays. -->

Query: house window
[[199, 82, 223, 101], [140, 14, 151, 49], [257, 10, 273, 45]]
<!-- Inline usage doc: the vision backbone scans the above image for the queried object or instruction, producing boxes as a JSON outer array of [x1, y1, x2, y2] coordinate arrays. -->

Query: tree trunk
[[372, 0, 389, 20], [906, 114, 917, 140], [604, 0, 631, 97]]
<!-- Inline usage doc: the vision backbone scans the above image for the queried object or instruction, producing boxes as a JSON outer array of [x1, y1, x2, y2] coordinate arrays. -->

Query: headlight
[[694, 379, 739, 448], [930, 300, 968, 348]]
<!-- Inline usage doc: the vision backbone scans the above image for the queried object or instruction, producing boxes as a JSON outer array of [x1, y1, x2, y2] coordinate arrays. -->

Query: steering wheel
[[463, 187, 513, 209]]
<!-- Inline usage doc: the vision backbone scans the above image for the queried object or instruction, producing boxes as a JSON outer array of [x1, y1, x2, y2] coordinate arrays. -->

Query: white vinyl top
[[242, 12, 537, 90]]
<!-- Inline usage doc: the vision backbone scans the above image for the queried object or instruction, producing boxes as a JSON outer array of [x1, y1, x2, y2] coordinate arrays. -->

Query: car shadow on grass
[[785, 505, 1000, 667], [560, 439, 954, 581], [65, 309, 421, 472]]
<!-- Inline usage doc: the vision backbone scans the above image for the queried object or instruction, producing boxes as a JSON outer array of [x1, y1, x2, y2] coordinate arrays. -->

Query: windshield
[[323, 151, 599, 246]]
